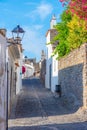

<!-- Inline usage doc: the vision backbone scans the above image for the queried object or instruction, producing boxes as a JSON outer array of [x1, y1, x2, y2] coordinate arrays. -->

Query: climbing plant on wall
[[52, 10, 72, 59], [51, 2, 87, 59], [67, 14, 87, 50]]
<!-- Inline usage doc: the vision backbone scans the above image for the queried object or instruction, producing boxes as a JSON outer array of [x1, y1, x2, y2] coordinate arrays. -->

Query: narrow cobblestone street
[[8, 78, 87, 130]]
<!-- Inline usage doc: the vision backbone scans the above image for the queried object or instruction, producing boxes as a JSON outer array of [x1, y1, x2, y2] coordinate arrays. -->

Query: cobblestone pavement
[[8, 78, 87, 130]]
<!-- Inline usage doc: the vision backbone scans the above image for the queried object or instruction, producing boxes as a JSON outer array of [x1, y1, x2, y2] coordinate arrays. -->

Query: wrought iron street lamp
[[12, 25, 25, 43]]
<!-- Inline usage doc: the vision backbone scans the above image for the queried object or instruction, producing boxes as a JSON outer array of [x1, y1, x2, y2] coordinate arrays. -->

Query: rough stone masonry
[[58, 43, 87, 109]]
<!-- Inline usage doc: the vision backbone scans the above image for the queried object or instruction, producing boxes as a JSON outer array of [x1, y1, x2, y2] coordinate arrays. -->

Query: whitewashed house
[[0, 29, 7, 130], [45, 15, 58, 92], [7, 39, 23, 116], [22, 57, 34, 78], [24, 63, 34, 78]]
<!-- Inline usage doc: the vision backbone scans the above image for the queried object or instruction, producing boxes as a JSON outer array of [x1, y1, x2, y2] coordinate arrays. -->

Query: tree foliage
[[51, 0, 87, 59], [59, 0, 87, 21], [67, 14, 87, 50], [52, 10, 72, 59], [52, 10, 87, 59]]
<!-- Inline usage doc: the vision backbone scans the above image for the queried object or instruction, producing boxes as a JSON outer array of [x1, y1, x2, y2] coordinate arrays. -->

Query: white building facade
[[7, 40, 23, 117], [24, 63, 34, 78], [15, 49, 23, 94], [45, 15, 58, 92], [0, 29, 7, 130], [22, 63, 34, 78]]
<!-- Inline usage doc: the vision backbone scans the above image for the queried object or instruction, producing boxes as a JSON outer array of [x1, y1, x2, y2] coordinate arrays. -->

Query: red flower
[[22, 66, 26, 74]]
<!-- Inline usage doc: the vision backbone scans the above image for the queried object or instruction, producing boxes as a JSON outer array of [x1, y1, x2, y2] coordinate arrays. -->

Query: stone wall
[[58, 43, 87, 108]]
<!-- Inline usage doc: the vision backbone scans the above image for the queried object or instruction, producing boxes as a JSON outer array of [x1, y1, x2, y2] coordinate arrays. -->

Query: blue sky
[[0, 0, 64, 61]]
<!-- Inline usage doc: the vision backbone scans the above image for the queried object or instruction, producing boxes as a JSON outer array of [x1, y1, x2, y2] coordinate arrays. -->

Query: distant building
[[22, 57, 34, 78], [34, 62, 40, 77], [23, 57, 41, 78], [40, 50, 46, 84], [45, 15, 58, 92]]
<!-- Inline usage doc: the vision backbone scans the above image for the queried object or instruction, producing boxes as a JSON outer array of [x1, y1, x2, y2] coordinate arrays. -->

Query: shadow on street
[[9, 78, 79, 119]]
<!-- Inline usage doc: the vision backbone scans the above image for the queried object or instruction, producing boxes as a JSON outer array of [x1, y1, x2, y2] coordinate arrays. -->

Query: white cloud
[[36, 2, 53, 19], [7, 30, 12, 38], [33, 25, 43, 30], [22, 26, 46, 61], [26, 2, 53, 20]]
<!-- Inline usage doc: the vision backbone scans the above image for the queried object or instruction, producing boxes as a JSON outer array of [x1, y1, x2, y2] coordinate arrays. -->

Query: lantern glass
[[12, 25, 25, 43]]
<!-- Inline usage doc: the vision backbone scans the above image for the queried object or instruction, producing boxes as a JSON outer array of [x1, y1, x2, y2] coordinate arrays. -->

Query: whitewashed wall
[[8, 47, 16, 106], [23, 63, 34, 78], [16, 61, 22, 94], [45, 29, 58, 92], [16, 52, 22, 94], [0, 33, 7, 130], [51, 55, 58, 92], [45, 31, 52, 89]]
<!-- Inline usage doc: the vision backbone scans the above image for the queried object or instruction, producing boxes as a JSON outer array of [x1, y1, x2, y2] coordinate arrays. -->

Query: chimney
[[50, 14, 57, 29], [0, 29, 7, 37]]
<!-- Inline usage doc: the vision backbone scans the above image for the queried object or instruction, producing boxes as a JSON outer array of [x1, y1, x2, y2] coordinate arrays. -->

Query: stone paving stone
[[8, 78, 87, 130]]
